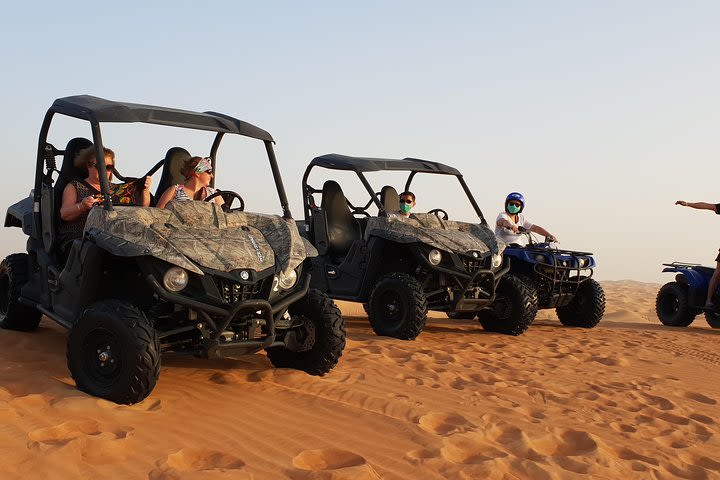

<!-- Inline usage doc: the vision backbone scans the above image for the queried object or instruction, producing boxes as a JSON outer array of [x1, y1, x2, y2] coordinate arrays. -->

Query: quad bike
[[656, 262, 720, 328]]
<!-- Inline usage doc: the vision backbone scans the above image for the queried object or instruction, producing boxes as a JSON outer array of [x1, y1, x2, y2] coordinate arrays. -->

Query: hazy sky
[[1, 1, 718, 282]]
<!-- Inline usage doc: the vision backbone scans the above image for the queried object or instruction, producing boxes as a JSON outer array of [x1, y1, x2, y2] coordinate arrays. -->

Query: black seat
[[154, 147, 191, 200], [321, 180, 361, 258], [44, 137, 92, 257], [53, 137, 93, 215], [380, 185, 399, 214]]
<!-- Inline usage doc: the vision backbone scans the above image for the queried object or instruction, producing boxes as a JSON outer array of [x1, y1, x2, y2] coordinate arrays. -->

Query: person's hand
[[80, 195, 99, 211], [143, 176, 152, 190], [506, 222, 519, 233], [548, 234, 558, 243], [676, 200, 688, 206]]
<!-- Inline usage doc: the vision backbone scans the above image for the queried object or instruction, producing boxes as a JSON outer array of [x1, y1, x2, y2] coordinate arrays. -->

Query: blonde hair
[[74, 146, 115, 168]]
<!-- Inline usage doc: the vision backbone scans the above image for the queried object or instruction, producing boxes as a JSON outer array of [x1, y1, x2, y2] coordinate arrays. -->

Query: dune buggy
[[498, 227, 605, 327], [1, 95, 345, 404], [656, 262, 720, 328], [299, 154, 537, 340]]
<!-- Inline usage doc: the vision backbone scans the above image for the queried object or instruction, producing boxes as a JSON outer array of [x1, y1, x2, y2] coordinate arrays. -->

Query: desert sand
[[1, 280, 720, 479]]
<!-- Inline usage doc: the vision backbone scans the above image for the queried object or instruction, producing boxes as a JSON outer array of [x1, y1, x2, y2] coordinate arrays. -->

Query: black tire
[[0, 253, 42, 331], [67, 300, 160, 404], [446, 311, 477, 320], [655, 282, 696, 327], [478, 275, 537, 335], [368, 273, 427, 340], [705, 311, 720, 328], [266, 289, 345, 375], [556, 278, 606, 328]]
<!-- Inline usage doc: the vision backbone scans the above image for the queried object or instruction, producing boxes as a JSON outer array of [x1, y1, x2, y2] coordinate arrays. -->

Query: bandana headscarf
[[194, 157, 212, 174]]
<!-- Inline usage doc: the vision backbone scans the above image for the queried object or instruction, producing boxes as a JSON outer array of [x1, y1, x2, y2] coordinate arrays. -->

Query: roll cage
[[33, 94, 293, 219], [301, 153, 487, 225]]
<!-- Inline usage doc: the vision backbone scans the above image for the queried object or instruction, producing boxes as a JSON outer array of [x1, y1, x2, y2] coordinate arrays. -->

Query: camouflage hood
[[365, 213, 502, 256], [84, 202, 314, 275]]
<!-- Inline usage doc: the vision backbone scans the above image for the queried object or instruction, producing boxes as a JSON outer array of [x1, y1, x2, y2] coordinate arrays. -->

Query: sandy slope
[[1, 281, 720, 479]]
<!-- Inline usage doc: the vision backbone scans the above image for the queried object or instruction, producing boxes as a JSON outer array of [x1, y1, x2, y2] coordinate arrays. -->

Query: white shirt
[[495, 212, 534, 246]]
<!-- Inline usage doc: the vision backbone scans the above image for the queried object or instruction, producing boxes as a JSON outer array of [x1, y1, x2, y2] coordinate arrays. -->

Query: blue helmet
[[505, 192, 525, 213]]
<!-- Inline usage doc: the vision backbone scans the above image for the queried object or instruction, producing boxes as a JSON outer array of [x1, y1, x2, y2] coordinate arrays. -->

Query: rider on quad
[[675, 199, 720, 309], [495, 192, 558, 247], [495, 192, 605, 329]]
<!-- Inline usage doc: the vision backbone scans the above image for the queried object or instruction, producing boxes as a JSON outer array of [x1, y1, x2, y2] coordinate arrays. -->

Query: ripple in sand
[[292, 449, 365, 470], [149, 448, 249, 480], [417, 412, 472, 435], [689, 413, 715, 425], [684, 391, 717, 405], [440, 432, 508, 464], [10, 393, 52, 409], [532, 429, 599, 457], [209, 372, 236, 384], [590, 355, 630, 367], [289, 448, 381, 480], [28, 419, 102, 446], [612, 447, 659, 466]]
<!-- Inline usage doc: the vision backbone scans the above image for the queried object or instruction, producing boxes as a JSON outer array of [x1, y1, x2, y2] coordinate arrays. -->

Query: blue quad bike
[[489, 227, 605, 327], [656, 262, 720, 328], [449, 227, 605, 327]]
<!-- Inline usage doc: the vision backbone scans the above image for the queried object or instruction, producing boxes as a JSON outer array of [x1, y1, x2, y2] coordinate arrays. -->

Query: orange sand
[[1, 280, 720, 479]]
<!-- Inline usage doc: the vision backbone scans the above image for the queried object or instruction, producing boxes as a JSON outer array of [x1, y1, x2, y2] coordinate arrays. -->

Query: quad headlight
[[491, 253, 502, 269], [276, 268, 298, 291], [163, 266, 189, 292], [428, 249, 442, 266], [577, 257, 588, 268]]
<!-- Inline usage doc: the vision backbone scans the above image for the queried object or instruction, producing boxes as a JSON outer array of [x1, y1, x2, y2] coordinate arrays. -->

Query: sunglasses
[[400, 199, 414, 204], [508, 202, 521, 207], [91, 163, 115, 172]]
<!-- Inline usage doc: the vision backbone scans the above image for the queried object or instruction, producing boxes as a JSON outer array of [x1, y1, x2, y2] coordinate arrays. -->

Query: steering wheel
[[427, 208, 449, 220], [205, 190, 245, 212]]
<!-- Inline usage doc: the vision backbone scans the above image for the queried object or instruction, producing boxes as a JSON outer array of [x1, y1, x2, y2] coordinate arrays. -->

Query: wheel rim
[[659, 293, 679, 316], [377, 290, 405, 327], [82, 328, 122, 387], [0, 273, 9, 318]]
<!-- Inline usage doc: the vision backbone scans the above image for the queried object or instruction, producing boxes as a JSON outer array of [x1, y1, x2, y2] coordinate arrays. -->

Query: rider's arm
[[155, 186, 176, 209], [496, 213, 515, 229], [140, 176, 152, 207], [529, 224, 557, 242], [676, 201, 719, 213]]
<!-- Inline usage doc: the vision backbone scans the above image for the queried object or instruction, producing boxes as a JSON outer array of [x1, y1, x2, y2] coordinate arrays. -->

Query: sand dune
[[1, 281, 720, 479]]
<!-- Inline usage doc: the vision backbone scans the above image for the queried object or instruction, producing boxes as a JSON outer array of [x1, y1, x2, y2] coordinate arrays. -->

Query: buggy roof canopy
[[50, 95, 274, 141], [309, 154, 461, 175]]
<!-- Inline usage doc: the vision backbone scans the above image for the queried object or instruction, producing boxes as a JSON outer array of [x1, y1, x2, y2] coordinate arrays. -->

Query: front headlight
[[428, 249, 442, 266], [491, 253, 502, 269], [534, 254, 547, 263], [277, 268, 298, 290], [577, 257, 588, 268], [163, 266, 189, 292]]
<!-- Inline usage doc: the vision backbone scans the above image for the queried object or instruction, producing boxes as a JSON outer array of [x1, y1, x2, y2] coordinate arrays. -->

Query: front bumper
[[144, 273, 311, 357], [454, 261, 510, 311], [419, 252, 510, 312]]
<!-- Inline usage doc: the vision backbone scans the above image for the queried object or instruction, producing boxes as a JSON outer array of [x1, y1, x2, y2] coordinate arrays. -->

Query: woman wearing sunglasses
[[156, 156, 224, 209], [59, 146, 152, 251], [495, 192, 557, 247]]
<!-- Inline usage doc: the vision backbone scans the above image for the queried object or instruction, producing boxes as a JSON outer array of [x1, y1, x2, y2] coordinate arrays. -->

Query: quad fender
[[662, 267, 709, 291], [4, 196, 34, 236], [503, 248, 538, 264], [504, 246, 597, 268]]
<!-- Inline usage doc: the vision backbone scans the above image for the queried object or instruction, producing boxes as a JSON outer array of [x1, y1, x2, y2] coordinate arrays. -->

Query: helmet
[[505, 192, 525, 213]]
